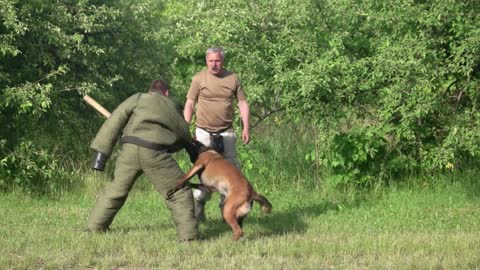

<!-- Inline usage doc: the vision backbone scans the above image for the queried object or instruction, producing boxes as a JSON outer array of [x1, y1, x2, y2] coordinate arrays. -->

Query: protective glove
[[91, 151, 108, 171]]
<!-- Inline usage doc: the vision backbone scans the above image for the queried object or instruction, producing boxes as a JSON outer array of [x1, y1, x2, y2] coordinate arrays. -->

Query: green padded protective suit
[[87, 92, 198, 241]]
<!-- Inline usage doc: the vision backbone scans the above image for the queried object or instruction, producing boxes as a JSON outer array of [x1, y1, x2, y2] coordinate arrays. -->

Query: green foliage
[[1, 0, 479, 191], [0, 0, 171, 193], [0, 140, 80, 194], [161, 0, 479, 186], [324, 124, 391, 186]]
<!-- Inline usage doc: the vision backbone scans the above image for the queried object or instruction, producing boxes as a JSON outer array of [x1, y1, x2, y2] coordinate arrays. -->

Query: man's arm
[[90, 93, 139, 155], [238, 99, 250, 144], [184, 98, 196, 124]]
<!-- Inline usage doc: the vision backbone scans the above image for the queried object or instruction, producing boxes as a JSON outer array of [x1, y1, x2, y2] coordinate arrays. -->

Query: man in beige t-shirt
[[184, 47, 250, 221]]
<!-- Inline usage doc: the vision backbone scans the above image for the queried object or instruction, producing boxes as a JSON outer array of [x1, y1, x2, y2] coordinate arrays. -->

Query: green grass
[[1, 173, 480, 269]]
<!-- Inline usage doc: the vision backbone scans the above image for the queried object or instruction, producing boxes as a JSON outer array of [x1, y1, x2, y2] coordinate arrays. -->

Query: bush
[[0, 140, 82, 195]]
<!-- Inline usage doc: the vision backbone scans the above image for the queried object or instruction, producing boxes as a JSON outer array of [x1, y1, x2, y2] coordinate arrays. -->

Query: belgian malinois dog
[[167, 142, 272, 240]]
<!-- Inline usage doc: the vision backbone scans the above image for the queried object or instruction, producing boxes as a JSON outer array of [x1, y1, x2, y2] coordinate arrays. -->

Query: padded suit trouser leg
[[141, 147, 198, 241], [87, 144, 198, 240], [87, 144, 142, 231]]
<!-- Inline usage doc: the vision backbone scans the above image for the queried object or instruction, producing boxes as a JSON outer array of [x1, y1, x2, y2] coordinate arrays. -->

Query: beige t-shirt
[[187, 69, 246, 133]]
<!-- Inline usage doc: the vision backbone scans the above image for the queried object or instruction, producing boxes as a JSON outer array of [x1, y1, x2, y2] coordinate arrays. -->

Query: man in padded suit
[[86, 79, 199, 241], [183, 47, 251, 221]]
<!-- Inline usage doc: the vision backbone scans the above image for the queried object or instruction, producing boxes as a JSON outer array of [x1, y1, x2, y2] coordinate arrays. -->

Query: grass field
[[1, 173, 479, 269]]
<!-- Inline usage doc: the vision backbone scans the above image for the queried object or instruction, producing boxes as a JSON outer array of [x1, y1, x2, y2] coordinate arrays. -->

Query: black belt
[[121, 136, 167, 151]]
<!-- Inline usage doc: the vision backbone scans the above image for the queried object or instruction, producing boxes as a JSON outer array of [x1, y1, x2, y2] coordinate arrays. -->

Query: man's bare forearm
[[238, 100, 250, 131], [184, 99, 195, 124]]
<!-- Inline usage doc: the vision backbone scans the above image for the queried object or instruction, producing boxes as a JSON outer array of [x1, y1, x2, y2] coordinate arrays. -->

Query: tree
[[0, 0, 171, 193], [160, 0, 480, 185]]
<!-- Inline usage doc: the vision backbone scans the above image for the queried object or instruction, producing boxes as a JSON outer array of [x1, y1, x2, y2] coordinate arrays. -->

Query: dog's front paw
[[166, 187, 178, 198]]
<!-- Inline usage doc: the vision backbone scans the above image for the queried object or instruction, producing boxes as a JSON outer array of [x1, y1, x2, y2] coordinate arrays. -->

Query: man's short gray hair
[[206, 47, 225, 60]]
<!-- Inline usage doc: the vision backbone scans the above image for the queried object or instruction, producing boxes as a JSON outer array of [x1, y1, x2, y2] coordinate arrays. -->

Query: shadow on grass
[[108, 223, 172, 234], [200, 200, 341, 240], [104, 193, 365, 240]]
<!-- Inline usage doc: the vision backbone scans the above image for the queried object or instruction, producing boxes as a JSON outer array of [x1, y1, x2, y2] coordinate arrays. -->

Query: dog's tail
[[251, 192, 272, 214]]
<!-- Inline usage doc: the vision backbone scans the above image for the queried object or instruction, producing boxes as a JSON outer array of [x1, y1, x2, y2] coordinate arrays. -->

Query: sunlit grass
[[1, 172, 480, 269], [2, 124, 480, 269]]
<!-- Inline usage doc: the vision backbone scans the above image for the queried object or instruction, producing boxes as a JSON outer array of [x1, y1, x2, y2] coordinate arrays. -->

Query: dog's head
[[192, 139, 223, 157], [193, 139, 209, 154]]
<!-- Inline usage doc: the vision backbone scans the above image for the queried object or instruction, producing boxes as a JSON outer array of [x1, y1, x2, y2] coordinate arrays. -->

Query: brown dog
[[168, 143, 272, 240]]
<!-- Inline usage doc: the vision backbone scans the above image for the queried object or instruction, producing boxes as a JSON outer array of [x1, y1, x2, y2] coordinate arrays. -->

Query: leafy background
[[1, 0, 479, 193]]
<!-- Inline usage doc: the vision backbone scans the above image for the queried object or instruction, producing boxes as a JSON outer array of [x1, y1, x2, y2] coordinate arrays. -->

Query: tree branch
[[250, 107, 285, 128]]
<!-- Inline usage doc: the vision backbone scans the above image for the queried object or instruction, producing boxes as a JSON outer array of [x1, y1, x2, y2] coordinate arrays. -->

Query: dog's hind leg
[[223, 204, 243, 240], [235, 201, 252, 228]]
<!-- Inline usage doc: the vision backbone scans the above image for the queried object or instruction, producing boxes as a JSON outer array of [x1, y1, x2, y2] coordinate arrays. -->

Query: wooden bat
[[83, 95, 111, 118]]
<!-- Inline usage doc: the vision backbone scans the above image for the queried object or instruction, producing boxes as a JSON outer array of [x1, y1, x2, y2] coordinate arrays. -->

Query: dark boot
[[195, 199, 207, 222]]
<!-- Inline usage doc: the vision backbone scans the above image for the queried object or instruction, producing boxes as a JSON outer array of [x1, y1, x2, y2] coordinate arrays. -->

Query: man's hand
[[238, 100, 250, 144], [242, 129, 250, 144]]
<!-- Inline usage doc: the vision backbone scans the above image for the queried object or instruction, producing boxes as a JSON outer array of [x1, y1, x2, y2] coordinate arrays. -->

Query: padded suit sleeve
[[172, 102, 194, 145], [90, 93, 140, 156], [161, 99, 195, 153]]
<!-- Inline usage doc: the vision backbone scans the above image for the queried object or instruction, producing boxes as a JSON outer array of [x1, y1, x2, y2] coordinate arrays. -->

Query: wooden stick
[[83, 95, 111, 118]]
